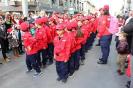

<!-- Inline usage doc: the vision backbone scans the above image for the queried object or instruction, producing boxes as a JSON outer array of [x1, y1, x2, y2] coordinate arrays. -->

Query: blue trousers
[[47, 43, 54, 63], [85, 37, 92, 50], [80, 44, 86, 61], [56, 61, 68, 80], [68, 53, 75, 75], [26, 53, 41, 73], [100, 35, 112, 63], [74, 49, 80, 70], [37, 49, 47, 66]]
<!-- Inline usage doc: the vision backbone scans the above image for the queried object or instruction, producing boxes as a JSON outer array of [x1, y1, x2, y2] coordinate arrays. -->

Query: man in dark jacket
[[0, 16, 10, 63], [123, 12, 133, 88]]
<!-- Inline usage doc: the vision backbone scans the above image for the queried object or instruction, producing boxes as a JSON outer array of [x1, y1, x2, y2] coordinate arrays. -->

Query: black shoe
[[75, 67, 79, 71], [95, 44, 100, 46], [99, 58, 103, 61], [126, 81, 131, 88], [19, 51, 25, 55], [69, 72, 74, 76], [85, 50, 88, 53], [57, 77, 62, 81], [80, 60, 84, 65], [0, 62, 2, 64], [62, 79, 67, 83], [97, 60, 107, 64]]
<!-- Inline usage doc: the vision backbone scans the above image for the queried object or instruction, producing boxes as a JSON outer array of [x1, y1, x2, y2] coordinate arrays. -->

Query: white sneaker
[[33, 72, 42, 77]]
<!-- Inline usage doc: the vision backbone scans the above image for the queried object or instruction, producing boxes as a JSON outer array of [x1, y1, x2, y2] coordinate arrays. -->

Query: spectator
[[97, 5, 112, 64], [7, 28, 19, 57], [123, 10, 133, 88], [0, 16, 10, 62], [116, 32, 129, 75]]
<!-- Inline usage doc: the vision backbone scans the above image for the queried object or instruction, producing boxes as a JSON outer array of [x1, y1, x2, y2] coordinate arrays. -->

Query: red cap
[[66, 22, 72, 30], [56, 24, 64, 30], [7, 28, 13, 33], [20, 22, 29, 31], [88, 16, 92, 20], [103, 5, 109, 10], [71, 21, 78, 28], [29, 24, 34, 28], [41, 17, 48, 23], [35, 18, 43, 25], [49, 17, 55, 22]]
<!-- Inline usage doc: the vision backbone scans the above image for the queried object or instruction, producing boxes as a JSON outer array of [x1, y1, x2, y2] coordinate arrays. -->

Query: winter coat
[[123, 18, 133, 55]]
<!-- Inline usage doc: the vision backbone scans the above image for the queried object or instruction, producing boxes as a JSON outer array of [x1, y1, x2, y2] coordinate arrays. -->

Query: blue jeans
[[26, 53, 41, 73], [56, 61, 68, 80], [100, 35, 112, 63], [74, 49, 80, 70], [37, 49, 47, 66]]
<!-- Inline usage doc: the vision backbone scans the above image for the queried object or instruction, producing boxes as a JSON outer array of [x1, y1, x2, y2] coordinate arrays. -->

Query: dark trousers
[[0, 39, 7, 59], [56, 61, 68, 80], [5, 39, 9, 52], [74, 49, 80, 70], [115, 36, 119, 48], [100, 35, 112, 63], [80, 44, 86, 61], [26, 53, 41, 73], [90, 32, 96, 45], [37, 49, 47, 67], [85, 37, 92, 51], [86, 33, 96, 49], [47, 43, 54, 63], [18, 40, 24, 54], [68, 54, 75, 75]]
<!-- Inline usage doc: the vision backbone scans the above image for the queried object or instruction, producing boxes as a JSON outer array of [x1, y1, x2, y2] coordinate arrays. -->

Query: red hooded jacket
[[35, 27, 48, 51], [97, 15, 111, 38], [22, 32, 38, 55], [54, 33, 71, 62]]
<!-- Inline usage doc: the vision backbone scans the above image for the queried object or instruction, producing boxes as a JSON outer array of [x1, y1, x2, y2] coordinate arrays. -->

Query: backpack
[[108, 16, 119, 34], [116, 40, 129, 54]]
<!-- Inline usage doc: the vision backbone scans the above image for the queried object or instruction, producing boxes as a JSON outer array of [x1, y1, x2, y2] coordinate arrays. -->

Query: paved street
[[0, 39, 129, 88]]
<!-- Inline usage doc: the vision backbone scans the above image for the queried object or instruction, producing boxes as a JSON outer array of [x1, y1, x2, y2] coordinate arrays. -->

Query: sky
[[90, 0, 124, 15]]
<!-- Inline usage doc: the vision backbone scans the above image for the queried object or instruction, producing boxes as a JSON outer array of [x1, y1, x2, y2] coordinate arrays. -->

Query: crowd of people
[[0, 4, 133, 87]]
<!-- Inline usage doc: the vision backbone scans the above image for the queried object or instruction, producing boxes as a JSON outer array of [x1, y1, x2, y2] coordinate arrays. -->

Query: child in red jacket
[[20, 22, 41, 77], [54, 24, 71, 83]]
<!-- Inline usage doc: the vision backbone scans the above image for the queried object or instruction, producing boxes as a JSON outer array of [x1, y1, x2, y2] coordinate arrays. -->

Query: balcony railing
[[10, 1, 21, 6], [28, 1, 37, 6]]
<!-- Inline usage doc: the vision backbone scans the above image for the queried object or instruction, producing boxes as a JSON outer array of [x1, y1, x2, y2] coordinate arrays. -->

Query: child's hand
[[27, 46, 31, 51]]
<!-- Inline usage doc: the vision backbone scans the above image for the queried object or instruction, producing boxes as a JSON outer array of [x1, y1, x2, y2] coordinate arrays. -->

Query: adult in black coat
[[123, 18, 133, 54], [123, 18, 133, 88], [0, 16, 10, 63]]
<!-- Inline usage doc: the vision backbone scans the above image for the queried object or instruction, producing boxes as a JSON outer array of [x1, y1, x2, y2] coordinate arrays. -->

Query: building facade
[[82, 0, 95, 15], [0, 0, 92, 16]]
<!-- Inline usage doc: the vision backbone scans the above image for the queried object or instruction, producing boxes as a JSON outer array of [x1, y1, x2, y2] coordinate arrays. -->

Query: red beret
[[20, 22, 29, 31], [87, 16, 92, 20], [103, 5, 109, 10], [49, 17, 55, 22], [41, 17, 48, 23], [56, 24, 64, 30], [7, 28, 13, 33], [35, 18, 43, 25], [29, 24, 34, 28], [66, 22, 72, 30], [71, 21, 78, 28]]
